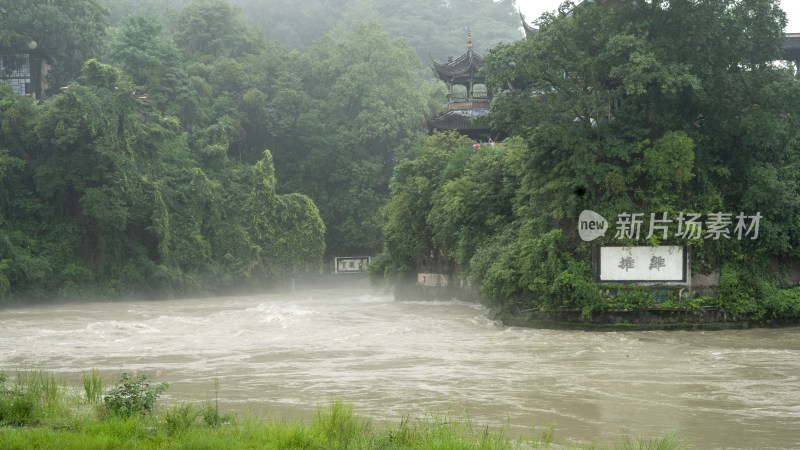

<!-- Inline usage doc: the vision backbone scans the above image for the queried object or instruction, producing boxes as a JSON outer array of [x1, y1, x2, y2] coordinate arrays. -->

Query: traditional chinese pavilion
[[425, 32, 495, 141]]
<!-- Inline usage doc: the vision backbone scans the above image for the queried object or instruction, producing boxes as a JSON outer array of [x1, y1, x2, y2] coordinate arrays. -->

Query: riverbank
[[0, 370, 686, 450], [500, 306, 800, 331], [394, 280, 800, 330]]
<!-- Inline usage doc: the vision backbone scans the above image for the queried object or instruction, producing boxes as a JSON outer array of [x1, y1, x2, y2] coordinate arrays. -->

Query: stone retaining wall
[[504, 306, 787, 330]]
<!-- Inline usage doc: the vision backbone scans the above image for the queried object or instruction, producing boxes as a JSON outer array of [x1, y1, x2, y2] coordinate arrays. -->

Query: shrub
[[200, 401, 233, 427], [164, 403, 199, 433], [104, 372, 168, 417]]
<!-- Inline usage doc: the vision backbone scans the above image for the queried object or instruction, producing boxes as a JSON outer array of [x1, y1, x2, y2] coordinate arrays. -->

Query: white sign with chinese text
[[334, 256, 370, 274], [598, 246, 685, 282]]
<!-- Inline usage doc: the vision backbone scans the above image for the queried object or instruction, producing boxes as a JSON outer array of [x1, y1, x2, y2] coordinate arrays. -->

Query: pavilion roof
[[785, 34, 800, 50], [520, 11, 537, 36], [431, 32, 484, 80], [781, 33, 800, 63]]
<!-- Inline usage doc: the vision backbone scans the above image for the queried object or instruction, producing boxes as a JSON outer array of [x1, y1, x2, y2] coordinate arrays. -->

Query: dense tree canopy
[[0, 0, 109, 90], [101, 0, 523, 75], [374, 0, 800, 318], [2, 0, 465, 300], [0, 55, 325, 301], [169, 0, 265, 59], [481, 0, 798, 257], [106, 3, 430, 257], [282, 23, 426, 254]]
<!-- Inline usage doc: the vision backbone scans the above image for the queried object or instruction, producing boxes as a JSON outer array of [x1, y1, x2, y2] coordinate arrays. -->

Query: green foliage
[[605, 287, 656, 311], [0, 23, 328, 300], [314, 401, 371, 447], [170, 0, 264, 59], [99, 0, 522, 259], [108, 13, 182, 91], [618, 431, 686, 450], [377, 1, 800, 318], [0, 0, 109, 91], [278, 22, 426, 255], [371, 0, 800, 317], [163, 402, 201, 433], [550, 259, 603, 311], [82, 59, 121, 88], [243, 151, 326, 278], [468, 226, 523, 305], [371, 132, 473, 278], [103, 373, 168, 417], [428, 144, 515, 269], [709, 259, 800, 319], [104, 3, 432, 258], [103, 0, 523, 68], [481, 0, 795, 235], [201, 401, 233, 427], [642, 131, 695, 192], [0, 369, 65, 426], [150, 0, 523, 68], [82, 368, 105, 406], [164, 399, 234, 432]]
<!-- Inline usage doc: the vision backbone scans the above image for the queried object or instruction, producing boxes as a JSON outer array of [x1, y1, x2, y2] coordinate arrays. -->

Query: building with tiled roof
[[784, 33, 800, 68], [425, 32, 495, 141]]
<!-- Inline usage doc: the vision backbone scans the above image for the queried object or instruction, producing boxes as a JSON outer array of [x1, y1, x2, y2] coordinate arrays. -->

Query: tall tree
[[282, 22, 426, 256], [108, 14, 180, 89], [483, 0, 794, 227], [169, 0, 264, 59]]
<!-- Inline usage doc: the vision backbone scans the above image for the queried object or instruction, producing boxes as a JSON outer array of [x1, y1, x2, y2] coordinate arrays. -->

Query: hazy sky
[[516, 0, 800, 33]]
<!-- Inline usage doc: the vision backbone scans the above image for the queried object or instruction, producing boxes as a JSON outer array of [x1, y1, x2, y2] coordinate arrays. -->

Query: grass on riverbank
[[0, 368, 688, 449]]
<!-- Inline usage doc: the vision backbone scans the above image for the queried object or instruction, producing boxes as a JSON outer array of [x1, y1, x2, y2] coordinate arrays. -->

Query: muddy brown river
[[1, 284, 798, 448]]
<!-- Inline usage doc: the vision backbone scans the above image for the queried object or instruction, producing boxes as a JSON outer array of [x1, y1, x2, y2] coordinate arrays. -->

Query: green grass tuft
[[0, 367, 70, 426], [82, 368, 104, 406]]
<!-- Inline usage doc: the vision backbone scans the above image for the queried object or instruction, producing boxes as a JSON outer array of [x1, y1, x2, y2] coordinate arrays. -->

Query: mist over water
[[1, 284, 799, 448]]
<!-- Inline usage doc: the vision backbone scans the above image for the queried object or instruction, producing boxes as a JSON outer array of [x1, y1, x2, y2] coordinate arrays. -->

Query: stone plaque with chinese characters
[[596, 246, 687, 283], [334, 256, 370, 274]]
